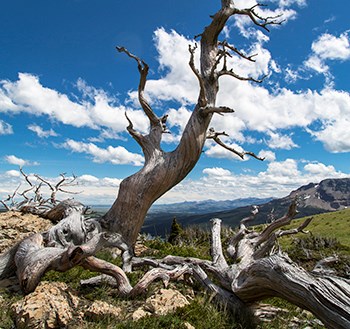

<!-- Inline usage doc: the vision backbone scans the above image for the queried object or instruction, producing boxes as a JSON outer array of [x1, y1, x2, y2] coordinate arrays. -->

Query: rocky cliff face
[[289, 178, 350, 211]]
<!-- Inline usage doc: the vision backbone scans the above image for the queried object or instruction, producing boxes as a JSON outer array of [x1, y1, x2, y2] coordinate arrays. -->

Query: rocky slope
[[289, 178, 350, 211]]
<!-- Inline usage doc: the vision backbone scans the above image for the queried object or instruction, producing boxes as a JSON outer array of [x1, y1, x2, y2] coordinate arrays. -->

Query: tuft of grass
[[41, 265, 98, 290], [0, 288, 23, 329], [144, 236, 211, 259]]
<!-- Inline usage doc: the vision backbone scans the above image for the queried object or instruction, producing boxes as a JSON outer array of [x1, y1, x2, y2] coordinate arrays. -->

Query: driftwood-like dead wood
[[1, 167, 83, 222], [34, 173, 80, 205], [0, 200, 126, 293], [129, 204, 350, 328]]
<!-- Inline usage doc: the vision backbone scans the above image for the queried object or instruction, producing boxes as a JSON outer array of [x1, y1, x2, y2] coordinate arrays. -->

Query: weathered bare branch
[[124, 111, 144, 145], [277, 217, 313, 237], [20, 167, 33, 187], [160, 114, 170, 134], [0, 184, 21, 210], [117, 46, 159, 126], [0, 200, 11, 211], [130, 265, 192, 297], [18, 186, 35, 202], [200, 105, 235, 116], [207, 128, 264, 161], [218, 68, 267, 83], [312, 255, 339, 276], [254, 200, 298, 246], [226, 206, 260, 263], [212, 41, 259, 83], [191, 264, 245, 313], [81, 256, 132, 296], [234, 4, 284, 32], [33, 173, 80, 205], [189, 44, 207, 107], [233, 254, 350, 329], [219, 41, 257, 62], [57, 173, 79, 189], [33, 183, 44, 203], [210, 218, 228, 269]]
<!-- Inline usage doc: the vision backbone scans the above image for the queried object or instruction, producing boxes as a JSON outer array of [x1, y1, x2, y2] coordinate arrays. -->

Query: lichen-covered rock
[[144, 288, 189, 315], [134, 240, 150, 256], [12, 281, 80, 329], [132, 288, 189, 320], [132, 307, 152, 321], [84, 300, 122, 320], [0, 211, 52, 253]]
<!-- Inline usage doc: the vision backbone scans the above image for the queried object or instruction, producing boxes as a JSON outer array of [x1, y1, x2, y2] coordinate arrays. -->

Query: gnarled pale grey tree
[[101, 1, 270, 249], [1, 1, 350, 328]]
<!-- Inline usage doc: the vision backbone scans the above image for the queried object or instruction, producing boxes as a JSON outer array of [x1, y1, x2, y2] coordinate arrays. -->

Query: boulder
[[12, 281, 80, 329], [132, 288, 189, 320], [132, 308, 152, 321], [84, 300, 122, 321], [0, 211, 52, 253]]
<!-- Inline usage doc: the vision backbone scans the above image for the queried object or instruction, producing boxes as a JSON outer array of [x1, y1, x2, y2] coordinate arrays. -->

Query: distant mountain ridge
[[150, 197, 273, 214], [289, 178, 350, 211], [142, 178, 350, 237]]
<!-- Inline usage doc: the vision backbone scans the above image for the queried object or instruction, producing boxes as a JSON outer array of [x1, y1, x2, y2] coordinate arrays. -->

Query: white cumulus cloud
[[258, 150, 276, 162], [311, 32, 350, 61], [79, 174, 100, 183], [61, 139, 144, 166], [0, 73, 149, 135], [202, 167, 232, 178], [160, 159, 349, 203], [4, 155, 39, 167], [144, 29, 350, 155], [266, 131, 298, 150], [28, 124, 58, 138], [304, 31, 350, 82], [5, 170, 20, 177]]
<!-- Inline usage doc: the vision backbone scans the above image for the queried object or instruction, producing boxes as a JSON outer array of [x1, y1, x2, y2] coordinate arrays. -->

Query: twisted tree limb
[[207, 128, 265, 161]]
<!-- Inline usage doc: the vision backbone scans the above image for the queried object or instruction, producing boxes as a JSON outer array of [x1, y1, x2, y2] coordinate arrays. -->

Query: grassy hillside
[[279, 208, 350, 248]]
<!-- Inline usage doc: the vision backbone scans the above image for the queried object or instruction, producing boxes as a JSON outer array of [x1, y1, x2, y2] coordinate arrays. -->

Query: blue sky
[[1, 0, 350, 205]]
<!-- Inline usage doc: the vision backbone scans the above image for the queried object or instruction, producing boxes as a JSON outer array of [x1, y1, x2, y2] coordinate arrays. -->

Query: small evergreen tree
[[168, 217, 183, 244]]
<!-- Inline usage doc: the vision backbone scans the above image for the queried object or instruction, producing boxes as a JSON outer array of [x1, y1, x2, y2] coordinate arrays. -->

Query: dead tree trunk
[[101, 1, 268, 248]]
